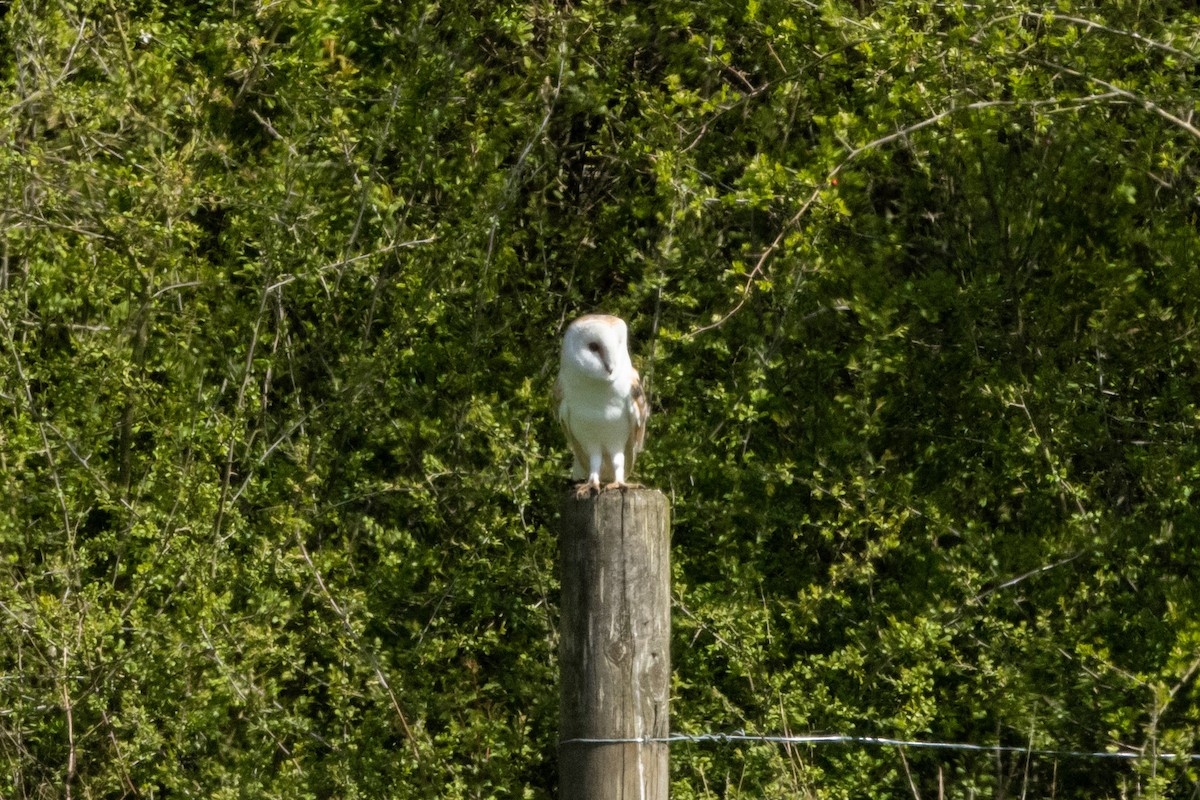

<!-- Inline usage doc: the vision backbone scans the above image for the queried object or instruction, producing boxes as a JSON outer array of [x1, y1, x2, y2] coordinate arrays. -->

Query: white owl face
[[561, 315, 631, 382]]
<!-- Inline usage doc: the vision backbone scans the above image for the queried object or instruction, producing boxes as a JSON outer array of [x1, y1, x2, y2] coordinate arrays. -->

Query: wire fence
[[559, 732, 1200, 762]]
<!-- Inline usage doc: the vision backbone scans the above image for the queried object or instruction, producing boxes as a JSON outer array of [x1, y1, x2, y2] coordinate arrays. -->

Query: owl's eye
[[587, 342, 602, 353]]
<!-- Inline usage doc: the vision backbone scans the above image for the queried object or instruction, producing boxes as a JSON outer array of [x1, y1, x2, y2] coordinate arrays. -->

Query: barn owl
[[554, 314, 649, 496]]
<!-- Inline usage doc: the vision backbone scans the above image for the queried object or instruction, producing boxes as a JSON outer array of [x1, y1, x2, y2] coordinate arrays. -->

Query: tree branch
[[1029, 58, 1200, 141], [690, 93, 1123, 336]]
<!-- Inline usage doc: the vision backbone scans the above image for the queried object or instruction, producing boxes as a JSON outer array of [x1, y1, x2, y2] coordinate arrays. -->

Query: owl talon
[[574, 480, 600, 498]]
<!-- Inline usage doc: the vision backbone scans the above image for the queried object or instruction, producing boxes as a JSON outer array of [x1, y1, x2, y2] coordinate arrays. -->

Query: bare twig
[[101, 710, 139, 795], [62, 645, 77, 800], [689, 93, 1121, 336], [1029, 58, 1200, 141], [197, 623, 302, 767], [1026, 12, 1197, 61], [150, 280, 202, 299], [265, 238, 437, 293], [0, 316, 74, 550], [1012, 392, 1088, 516], [898, 746, 922, 800], [294, 533, 422, 760], [249, 108, 299, 157], [212, 281, 271, 544], [969, 551, 1085, 605]]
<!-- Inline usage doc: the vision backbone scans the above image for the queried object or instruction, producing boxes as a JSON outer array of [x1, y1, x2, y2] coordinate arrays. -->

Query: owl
[[553, 314, 649, 495]]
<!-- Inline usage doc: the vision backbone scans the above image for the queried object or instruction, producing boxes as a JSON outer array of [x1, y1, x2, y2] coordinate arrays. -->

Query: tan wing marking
[[624, 369, 649, 474]]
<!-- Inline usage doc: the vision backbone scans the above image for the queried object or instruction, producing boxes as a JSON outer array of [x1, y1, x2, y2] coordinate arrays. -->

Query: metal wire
[[558, 732, 1200, 762]]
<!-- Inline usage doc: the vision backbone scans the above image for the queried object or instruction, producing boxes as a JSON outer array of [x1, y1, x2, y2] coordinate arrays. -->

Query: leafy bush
[[2, 1, 1198, 797]]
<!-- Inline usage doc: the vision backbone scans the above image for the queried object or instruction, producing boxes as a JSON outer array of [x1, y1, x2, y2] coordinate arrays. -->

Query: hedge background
[[2, 1, 1199, 797]]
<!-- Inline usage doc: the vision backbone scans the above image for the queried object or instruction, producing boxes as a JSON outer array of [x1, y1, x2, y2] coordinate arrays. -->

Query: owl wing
[[624, 369, 649, 473], [553, 373, 591, 471]]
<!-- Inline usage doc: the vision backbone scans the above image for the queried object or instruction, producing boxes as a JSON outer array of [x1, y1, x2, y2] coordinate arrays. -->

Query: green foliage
[[2, 0, 1199, 797]]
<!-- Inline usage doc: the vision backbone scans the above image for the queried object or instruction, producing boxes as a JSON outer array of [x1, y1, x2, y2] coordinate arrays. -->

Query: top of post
[[559, 486, 670, 535], [561, 485, 666, 506]]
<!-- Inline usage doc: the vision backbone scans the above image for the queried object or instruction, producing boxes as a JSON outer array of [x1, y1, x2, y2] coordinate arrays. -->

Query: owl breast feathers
[[553, 314, 649, 494]]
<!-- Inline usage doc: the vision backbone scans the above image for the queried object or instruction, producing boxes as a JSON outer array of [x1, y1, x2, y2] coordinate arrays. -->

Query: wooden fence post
[[559, 487, 670, 799]]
